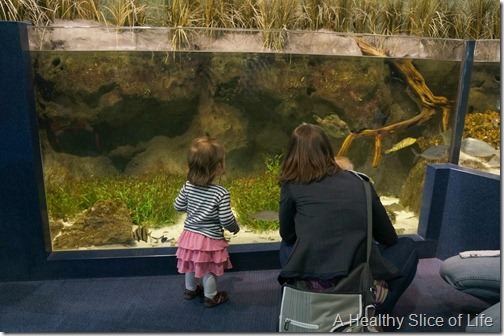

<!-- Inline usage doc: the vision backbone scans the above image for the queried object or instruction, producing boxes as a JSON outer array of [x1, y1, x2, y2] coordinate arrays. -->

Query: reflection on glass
[[29, 28, 499, 251]]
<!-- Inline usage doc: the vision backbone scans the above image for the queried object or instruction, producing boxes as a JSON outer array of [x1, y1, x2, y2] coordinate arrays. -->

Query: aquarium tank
[[27, 25, 500, 252]]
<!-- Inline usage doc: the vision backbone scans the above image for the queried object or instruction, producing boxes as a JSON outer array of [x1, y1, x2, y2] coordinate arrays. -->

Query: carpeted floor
[[0, 258, 491, 333]]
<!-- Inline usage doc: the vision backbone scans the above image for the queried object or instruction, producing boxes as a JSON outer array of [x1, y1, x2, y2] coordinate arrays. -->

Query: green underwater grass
[[226, 154, 282, 232], [45, 174, 185, 228], [45, 154, 282, 232]]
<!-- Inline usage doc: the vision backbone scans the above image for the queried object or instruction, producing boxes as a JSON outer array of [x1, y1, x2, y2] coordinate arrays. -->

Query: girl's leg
[[202, 273, 217, 298], [183, 272, 202, 300], [202, 273, 228, 307], [185, 272, 198, 291]]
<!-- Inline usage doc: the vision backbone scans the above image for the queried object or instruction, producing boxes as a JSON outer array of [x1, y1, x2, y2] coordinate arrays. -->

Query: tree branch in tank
[[336, 38, 453, 167]]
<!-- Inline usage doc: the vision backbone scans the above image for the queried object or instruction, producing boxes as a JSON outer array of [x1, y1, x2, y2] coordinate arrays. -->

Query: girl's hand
[[226, 222, 240, 235]]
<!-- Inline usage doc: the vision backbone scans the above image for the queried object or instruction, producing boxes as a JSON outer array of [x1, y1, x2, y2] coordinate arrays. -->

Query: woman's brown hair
[[279, 123, 340, 184], [187, 136, 225, 186]]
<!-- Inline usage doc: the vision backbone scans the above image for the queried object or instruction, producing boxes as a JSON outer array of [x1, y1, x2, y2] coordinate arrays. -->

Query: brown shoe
[[183, 285, 203, 300], [204, 291, 228, 308]]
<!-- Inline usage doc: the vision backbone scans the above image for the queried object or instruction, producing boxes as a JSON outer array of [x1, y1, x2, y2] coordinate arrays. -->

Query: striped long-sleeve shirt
[[174, 181, 239, 239]]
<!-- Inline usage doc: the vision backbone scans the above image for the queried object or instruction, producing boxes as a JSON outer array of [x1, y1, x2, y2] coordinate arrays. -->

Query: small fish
[[372, 109, 389, 127], [459, 158, 486, 170], [251, 210, 279, 222], [132, 226, 150, 242], [441, 129, 452, 145], [385, 203, 404, 213], [151, 235, 173, 243], [313, 113, 351, 138], [412, 145, 449, 161], [385, 137, 417, 154], [461, 137, 498, 159], [485, 154, 501, 168], [385, 209, 396, 224]]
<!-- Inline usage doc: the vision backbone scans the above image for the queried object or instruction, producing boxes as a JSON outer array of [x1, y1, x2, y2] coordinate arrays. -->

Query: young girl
[[174, 136, 240, 308]]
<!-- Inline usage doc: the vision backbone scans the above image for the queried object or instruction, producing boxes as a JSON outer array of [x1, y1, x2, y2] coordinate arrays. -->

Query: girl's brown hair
[[279, 123, 340, 184], [187, 136, 225, 186]]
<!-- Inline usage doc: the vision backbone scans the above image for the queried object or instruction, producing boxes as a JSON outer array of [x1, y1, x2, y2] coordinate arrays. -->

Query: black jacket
[[278, 170, 398, 283]]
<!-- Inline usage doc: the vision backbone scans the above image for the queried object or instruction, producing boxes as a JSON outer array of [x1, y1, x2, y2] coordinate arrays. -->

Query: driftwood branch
[[337, 38, 453, 167]]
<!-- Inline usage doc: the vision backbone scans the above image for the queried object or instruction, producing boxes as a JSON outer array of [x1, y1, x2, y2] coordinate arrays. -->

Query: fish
[[151, 234, 173, 243], [372, 134, 382, 168], [440, 129, 452, 145], [485, 154, 501, 168], [412, 145, 449, 161], [385, 209, 396, 224], [251, 210, 279, 221], [385, 137, 417, 154], [371, 109, 389, 127], [385, 203, 404, 213], [458, 152, 487, 170], [313, 113, 351, 138], [132, 226, 150, 242], [461, 137, 498, 159]]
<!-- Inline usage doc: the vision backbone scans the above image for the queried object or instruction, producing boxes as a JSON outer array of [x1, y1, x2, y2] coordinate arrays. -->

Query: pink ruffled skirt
[[176, 230, 233, 278]]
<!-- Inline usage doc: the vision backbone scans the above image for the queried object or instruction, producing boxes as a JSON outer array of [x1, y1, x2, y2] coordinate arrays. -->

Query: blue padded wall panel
[[417, 165, 450, 240], [0, 21, 50, 280], [437, 165, 500, 259], [418, 164, 500, 260]]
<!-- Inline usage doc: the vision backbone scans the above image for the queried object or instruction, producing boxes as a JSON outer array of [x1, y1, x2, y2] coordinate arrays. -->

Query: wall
[[418, 163, 500, 260]]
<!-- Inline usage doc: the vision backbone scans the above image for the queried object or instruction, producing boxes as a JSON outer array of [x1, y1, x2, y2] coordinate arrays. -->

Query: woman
[[278, 123, 418, 314]]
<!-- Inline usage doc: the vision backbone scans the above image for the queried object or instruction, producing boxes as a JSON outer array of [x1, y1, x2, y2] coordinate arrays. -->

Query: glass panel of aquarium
[[457, 53, 500, 176], [28, 26, 500, 252]]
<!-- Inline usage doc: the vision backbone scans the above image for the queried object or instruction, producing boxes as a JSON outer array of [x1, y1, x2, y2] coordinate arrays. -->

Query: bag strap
[[348, 170, 373, 264], [363, 179, 373, 263]]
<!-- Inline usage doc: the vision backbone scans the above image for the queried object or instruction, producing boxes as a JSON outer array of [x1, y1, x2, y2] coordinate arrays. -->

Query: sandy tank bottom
[[130, 195, 419, 249], [67, 196, 418, 251]]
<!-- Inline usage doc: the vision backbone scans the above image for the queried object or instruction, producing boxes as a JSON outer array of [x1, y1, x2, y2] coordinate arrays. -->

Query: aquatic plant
[[198, 0, 235, 29], [1, 0, 50, 25], [298, 0, 344, 31], [227, 0, 257, 28], [164, 0, 197, 50], [45, 174, 185, 228], [404, 0, 451, 38], [251, 0, 298, 50], [44, 154, 283, 232], [43, 0, 102, 22], [226, 154, 282, 232], [102, 0, 147, 27]]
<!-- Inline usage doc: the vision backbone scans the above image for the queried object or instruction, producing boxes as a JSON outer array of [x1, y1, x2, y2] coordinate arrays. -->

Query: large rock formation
[[52, 199, 135, 249]]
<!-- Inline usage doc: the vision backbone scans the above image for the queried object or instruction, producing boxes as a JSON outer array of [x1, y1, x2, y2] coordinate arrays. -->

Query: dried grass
[[1, 0, 499, 40]]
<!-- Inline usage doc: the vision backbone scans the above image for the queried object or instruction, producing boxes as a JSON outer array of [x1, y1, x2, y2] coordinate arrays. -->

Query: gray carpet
[[0, 258, 491, 332]]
